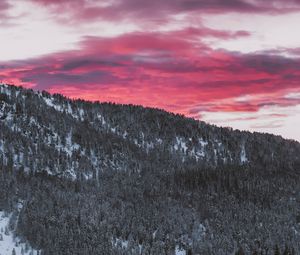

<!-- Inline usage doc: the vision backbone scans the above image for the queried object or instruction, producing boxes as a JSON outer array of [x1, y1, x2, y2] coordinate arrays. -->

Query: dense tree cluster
[[0, 84, 300, 254]]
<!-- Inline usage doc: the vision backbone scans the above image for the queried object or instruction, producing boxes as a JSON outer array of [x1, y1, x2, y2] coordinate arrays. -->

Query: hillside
[[0, 83, 300, 254]]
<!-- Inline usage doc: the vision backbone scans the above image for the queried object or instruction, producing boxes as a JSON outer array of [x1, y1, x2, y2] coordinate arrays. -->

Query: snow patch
[[0, 211, 38, 255], [175, 137, 188, 153], [0, 84, 11, 96], [175, 245, 186, 255], [240, 143, 248, 163]]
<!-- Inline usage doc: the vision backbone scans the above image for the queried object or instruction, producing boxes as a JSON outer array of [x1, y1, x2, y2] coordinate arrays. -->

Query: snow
[[0, 211, 38, 255], [42, 96, 81, 120], [175, 137, 188, 153], [152, 230, 157, 239], [97, 114, 106, 125], [199, 138, 208, 147], [0, 140, 4, 154], [43, 97, 63, 112], [116, 238, 128, 249], [112, 237, 129, 250], [112, 237, 144, 254], [193, 223, 206, 242], [240, 144, 248, 163], [67, 103, 72, 114], [173, 137, 210, 161], [79, 109, 84, 120], [0, 84, 11, 96], [156, 138, 163, 144], [65, 131, 80, 156], [175, 245, 186, 255]]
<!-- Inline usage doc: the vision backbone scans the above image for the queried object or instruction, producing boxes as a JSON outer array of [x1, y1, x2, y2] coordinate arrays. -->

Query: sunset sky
[[1, 0, 300, 141]]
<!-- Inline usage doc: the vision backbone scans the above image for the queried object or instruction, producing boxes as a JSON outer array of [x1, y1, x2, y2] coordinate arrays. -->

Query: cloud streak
[[30, 0, 300, 26]]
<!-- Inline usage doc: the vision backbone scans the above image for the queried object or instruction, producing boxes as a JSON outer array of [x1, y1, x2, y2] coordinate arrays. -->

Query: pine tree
[[236, 247, 245, 255], [274, 245, 281, 255]]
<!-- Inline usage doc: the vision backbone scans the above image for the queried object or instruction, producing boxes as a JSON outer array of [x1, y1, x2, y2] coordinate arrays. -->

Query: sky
[[0, 0, 300, 141]]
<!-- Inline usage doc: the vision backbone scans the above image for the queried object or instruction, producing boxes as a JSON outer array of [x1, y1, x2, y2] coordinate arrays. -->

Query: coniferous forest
[[1, 84, 300, 254]]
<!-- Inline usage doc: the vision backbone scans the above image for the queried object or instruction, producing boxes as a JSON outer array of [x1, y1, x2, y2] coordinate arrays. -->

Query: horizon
[[1, 0, 300, 141], [2, 82, 299, 143]]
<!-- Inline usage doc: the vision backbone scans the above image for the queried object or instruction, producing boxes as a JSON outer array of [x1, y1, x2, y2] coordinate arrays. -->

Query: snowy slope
[[1, 83, 299, 180], [0, 83, 251, 173], [0, 212, 37, 255]]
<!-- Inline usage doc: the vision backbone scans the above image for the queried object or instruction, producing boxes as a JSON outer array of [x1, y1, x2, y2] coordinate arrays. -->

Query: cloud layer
[[1, 29, 299, 115]]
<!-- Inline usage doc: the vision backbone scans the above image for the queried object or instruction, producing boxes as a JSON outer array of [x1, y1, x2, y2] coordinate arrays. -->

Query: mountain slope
[[1, 83, 299, 178], [0, 83, 300, 255]]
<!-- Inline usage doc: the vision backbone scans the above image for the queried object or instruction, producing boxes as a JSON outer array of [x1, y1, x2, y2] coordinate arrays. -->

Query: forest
[[0, 83, 300, 254]]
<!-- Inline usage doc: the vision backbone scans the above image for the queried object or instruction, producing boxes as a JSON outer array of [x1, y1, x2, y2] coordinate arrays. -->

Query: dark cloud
[[61, 59, 123, 71], [239, 54, 300, 74]]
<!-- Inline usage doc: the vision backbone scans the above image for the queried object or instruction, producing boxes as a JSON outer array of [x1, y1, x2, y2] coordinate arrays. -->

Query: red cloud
[[1, 29, 300, 121]]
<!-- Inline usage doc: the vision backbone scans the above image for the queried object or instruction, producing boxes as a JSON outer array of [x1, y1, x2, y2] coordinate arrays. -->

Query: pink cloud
[[1, 28, 300, 123], [29, 0, 300, 26], [0, 0, 12, 24]]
